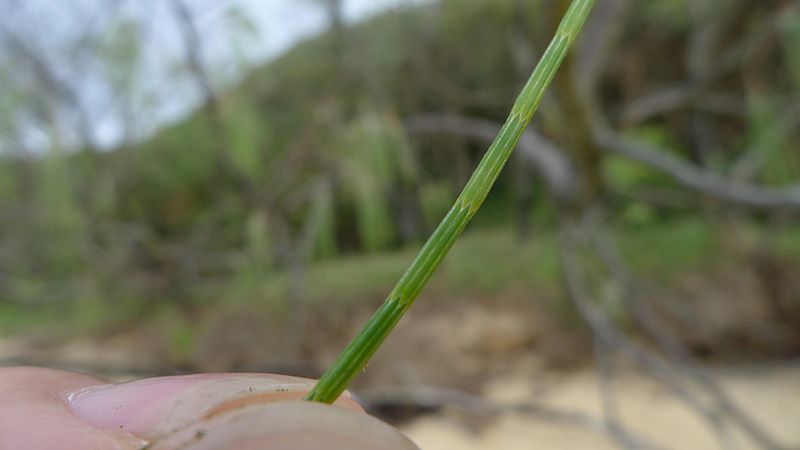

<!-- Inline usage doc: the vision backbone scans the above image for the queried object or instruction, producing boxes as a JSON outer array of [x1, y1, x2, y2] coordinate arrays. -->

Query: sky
[[0, 0, 426, 152]]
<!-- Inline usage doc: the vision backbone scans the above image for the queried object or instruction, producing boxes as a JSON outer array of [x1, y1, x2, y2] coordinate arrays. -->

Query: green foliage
[[754, 11, 800, 185], [310, 184, 338, 259], [226, 96, 268, 181], [0, 66, 29, 141], [781, 7, 800, 89], [604, 156, 659, 192], [245, 211, 273, 272], [444, 227, 559, 292], [337, 112, 418, 251], [155, 306, 199, 366], [123, 118, 220, 234], [97, 19, 141, 92], [224, 5, 261, 68], [420, 182, 454, 229], [742, 92, 800, 187], [3, 0, 799, 371], [603, 156, 661, 226], [641, 0, 691, 30], [622, 218, 717, 277], [35, 147, 88, 278]]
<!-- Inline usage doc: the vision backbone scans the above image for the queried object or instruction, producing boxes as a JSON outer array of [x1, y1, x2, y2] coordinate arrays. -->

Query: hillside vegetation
[[1, 0, 799, 366]]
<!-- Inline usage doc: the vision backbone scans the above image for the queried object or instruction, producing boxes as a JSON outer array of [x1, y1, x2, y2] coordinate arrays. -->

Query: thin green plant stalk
[[305, 0, 595, 404]]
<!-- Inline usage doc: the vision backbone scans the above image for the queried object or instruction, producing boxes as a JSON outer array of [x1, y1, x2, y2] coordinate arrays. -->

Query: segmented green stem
[[305, 0, 595, 404]]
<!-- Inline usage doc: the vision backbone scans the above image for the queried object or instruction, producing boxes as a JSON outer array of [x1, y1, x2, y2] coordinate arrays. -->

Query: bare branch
[[593, 126, 800, 211], [729, 104, 800, 182], [285, 177, 336, 355], [620, 86, 746, 125], [355, 384, 658, 447], [170, 0, 216, 105], [169, 0, 247, 190], [404, 114, 579, 202], [575, 0, 630, 89], [589, 224, 788, 450], [593, 339, 643, 450], [0, 24, 96, 149], [557, 211, 784, 450]]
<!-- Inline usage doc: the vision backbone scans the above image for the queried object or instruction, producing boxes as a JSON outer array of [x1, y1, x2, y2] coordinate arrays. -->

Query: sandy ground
[[2, 334, 798, 449], [2, 291, 798, 450], [400, 365, 800, 450]]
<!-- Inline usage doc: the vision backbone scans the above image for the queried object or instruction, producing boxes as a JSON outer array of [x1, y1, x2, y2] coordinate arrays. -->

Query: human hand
[[0, 366, 418, 450]]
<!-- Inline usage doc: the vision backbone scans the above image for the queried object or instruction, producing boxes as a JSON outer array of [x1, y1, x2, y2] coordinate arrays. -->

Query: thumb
[[148, 400, 418, 450], [68, 373, 417, 449]]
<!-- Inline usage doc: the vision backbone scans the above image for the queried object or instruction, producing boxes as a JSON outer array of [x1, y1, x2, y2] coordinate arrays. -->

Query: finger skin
[[149, 401, 419, 450], [68, 372, 361, 438], [0, 367, 418, 450], [0, 366, 147, 450]]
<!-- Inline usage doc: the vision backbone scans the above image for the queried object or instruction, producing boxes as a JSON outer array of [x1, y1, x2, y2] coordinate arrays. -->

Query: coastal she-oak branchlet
[[305, 0, 596, 404]]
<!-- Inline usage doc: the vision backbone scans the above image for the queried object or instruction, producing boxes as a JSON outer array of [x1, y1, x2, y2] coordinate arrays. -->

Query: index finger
[[0, 366, 147, 450]]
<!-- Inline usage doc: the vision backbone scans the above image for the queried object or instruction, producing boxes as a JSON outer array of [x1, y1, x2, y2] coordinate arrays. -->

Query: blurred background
[[1, 0, 799, 448]]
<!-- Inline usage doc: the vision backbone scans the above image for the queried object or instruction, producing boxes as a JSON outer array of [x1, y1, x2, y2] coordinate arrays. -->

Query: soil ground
[[3, 289, 798, 450], [401, 364, 800, 449]]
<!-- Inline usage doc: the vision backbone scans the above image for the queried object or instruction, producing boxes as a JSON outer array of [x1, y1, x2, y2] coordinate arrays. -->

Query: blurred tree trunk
[[540, 0, 606, 215]]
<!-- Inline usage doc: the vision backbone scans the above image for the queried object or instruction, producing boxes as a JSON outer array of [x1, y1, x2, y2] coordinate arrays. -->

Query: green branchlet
[[305, 0, 596, 404]]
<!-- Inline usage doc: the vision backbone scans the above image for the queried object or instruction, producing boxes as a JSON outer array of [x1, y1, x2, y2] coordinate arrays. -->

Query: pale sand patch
[[402, 365, 800, 450]]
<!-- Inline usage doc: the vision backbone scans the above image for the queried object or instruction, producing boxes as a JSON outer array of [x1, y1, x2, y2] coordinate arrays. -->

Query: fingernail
[[67, 373, 333, 438]]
